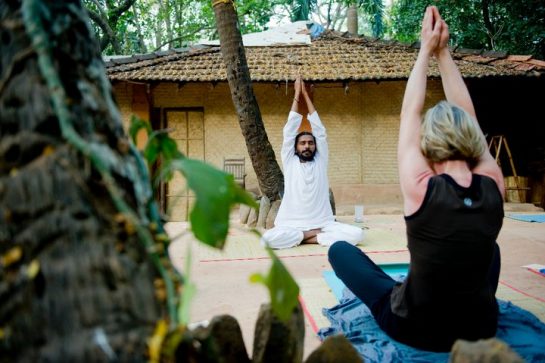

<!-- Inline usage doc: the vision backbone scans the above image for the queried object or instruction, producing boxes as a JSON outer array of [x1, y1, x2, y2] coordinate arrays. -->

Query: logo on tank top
[[463, 197, 473, 207]]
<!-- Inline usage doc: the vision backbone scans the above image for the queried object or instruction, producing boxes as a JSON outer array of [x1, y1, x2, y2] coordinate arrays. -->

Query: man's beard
[[296, 149, 316, 162]]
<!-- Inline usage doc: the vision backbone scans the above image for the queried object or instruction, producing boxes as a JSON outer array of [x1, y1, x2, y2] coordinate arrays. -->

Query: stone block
[[266, 200, 281, 229], [256, 196, 271, 229], [239, 204, 251, 224], [247, 207, 258, 228], [449, 338, 524, 363], [252, 303, 304, 363]]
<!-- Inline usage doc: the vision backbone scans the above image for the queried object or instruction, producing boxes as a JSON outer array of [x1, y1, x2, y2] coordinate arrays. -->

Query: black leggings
[[328, 241, 501, 351], [328, 241, 501, 312]]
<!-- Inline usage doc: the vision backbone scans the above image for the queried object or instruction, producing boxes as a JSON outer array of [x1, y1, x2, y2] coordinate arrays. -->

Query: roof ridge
[[104, 45, 219, 69]]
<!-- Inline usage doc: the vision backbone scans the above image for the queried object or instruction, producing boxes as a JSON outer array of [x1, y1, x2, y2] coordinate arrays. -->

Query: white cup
[[354, 205, 364, 223]]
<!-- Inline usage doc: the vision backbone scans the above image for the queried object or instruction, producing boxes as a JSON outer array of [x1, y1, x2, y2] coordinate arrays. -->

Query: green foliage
[[164, 1, 216, 49], [144, 132, 183, 166], [237, 0, 286, 33], [250, 248, 300, 322], [388, 0, 486, 46], [359, 0, 384, 37], [341, 0, 384, 37], [388, 0, 545, 59], [130, 116, 257, 248], [129, 114, 151, 143], [84, 0, 292, 54], [287, 0, 318, 21], [166, 158, 257, 248], [85, 0, 544, 58]]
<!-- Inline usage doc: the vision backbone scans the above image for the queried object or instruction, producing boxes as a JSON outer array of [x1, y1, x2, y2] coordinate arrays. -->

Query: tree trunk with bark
[[347, 4, 358, 35], [212, 0, 284, 201], [0, 1, 167, 361], [133, 4, 147, 53], [481, 0, 497, 50], [159, 0, 173, 49]]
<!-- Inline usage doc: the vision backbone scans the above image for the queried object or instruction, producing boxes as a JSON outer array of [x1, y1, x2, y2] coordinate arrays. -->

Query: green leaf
[[143, 135, 161, 165], [249, 273, 266, 284], [167, 158, 258, 248], [144, 132, 184, 166], [250, 248, 300, 323], [159, 135, 183, 161], [129, 115, 151, 144]]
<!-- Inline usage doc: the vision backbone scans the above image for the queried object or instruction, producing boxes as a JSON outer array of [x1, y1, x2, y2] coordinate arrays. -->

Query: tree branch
[[152, 26, 215, 52], [482, 0, 495, 49], [91, 0, 107, 19], [110, 0, 137, 23], [87, 8, 121, 53]]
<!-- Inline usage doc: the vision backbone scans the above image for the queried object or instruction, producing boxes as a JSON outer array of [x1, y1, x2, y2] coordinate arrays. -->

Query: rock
[[266, 200, 281, 229], [256, 196, 271, 229], [239, 204, 251, 224], [189, 315, 251, 363], [247, 207, 258, 228], [252, 303, 305, 363], [449, 338, 524, 363], [304, 335, 362, 363]]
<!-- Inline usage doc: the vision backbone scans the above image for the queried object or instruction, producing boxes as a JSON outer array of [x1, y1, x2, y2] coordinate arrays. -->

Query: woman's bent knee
[[328, 240, 353, 262]]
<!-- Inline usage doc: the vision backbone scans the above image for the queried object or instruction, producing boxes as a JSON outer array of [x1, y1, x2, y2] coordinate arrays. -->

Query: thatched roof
[[106, 32, 545, 83]]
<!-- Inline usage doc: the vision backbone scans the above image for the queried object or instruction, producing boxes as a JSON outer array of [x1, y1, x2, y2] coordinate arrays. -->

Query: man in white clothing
[[261, 77, 364, 249]]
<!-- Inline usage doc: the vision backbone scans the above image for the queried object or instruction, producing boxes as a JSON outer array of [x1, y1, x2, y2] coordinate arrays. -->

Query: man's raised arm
[[302, 81, 328, 161], [281, 111, 303, 163], [282, 77, 303, 163]]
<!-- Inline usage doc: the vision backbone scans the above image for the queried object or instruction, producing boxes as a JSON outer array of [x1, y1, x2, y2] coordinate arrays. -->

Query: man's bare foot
[[302, 228, 322, 244]]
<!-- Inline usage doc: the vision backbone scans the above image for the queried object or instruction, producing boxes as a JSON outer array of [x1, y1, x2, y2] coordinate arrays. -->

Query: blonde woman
[[328, 7, 505, 351]]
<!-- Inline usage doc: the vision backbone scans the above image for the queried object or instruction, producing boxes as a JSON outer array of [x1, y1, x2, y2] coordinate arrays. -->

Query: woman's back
[[390, 173, 503, 350]]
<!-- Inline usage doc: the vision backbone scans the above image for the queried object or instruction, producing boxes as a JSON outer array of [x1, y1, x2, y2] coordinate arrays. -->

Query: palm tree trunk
[[212, 0, 284, 201], [0, 1, 163, 361]]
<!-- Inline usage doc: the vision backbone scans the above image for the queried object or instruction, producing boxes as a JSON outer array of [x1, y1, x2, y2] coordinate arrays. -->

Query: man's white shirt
[[274, 111, 334, 229]]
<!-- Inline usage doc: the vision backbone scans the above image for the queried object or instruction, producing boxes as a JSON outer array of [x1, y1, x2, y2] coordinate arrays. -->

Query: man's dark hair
[[294, 131, 316, 149]]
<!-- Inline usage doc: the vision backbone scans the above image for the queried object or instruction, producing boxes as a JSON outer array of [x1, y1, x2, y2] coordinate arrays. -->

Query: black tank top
[[391, 174, 503, 333]]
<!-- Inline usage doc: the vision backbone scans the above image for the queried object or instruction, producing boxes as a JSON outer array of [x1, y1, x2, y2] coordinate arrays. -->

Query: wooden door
[[164, 109, 204, 221]]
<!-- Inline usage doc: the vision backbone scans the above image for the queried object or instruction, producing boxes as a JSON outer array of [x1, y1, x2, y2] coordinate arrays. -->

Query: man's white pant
[[260, 221, 364, 249]]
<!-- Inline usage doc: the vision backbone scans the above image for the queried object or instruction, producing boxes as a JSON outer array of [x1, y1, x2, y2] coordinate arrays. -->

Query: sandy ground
[[167, 205, 545, 360]]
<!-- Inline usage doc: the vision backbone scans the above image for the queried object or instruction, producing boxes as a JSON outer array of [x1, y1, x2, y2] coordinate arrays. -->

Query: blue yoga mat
[[323, 263, 409, 301], [320, 270, 545, 362], [507, 214, 545, 223]]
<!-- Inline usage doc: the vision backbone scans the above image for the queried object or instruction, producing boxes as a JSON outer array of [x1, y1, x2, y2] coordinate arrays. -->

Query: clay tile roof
[[106, 33, 544, 83], [481, 50, 507, 58], [514, 63, 536, 72], [528, 59, 545, 69], [453, 48, 482, 55], [507, 55, 533, 62]]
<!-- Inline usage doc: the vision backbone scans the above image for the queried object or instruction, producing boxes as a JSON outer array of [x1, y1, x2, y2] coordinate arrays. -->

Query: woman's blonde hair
[[420, 101, 486, 165]]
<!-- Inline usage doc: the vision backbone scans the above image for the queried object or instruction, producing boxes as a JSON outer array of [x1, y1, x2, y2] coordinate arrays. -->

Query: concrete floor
[[167, 205, 545, 360]]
